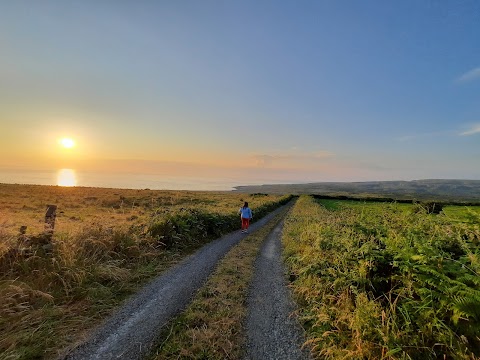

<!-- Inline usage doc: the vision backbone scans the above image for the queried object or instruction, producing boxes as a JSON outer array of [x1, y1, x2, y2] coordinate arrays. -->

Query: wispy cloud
[[397, 131, 451, 142], [251, 150, 334, 167], [460, 123, 480, 136], [456, 66, 480, 83], [397, 134, 420, 142]]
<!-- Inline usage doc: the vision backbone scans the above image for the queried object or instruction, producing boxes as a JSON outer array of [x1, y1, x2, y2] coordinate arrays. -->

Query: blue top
[[239, 207, 253, 219]]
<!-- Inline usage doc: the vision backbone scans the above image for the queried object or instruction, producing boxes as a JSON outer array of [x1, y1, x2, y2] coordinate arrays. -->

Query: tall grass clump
[[0, 224, 156, 359], [283, 195, 480, 359]]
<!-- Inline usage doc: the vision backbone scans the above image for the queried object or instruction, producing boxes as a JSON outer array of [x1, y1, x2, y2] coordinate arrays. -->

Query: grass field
[[3, 183, 479, 359], [235, 179, 480, 203], [283, 196, 480, 359], [0, 184, 290, 359]]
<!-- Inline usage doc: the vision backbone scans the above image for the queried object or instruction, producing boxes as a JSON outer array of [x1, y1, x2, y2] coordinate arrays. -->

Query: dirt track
[[62, 204, 290, 360], [244, 217, 309, 360]]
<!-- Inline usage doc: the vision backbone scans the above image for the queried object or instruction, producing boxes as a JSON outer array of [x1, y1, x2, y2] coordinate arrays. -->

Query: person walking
[[239, 202, 253, 233]]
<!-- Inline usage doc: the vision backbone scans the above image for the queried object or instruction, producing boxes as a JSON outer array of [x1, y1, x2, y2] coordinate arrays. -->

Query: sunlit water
[[0, 169, 274, 191], [57, 169, 77, 186]]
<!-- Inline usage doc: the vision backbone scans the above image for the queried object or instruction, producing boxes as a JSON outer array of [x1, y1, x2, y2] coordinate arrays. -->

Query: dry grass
[[0, 184, 289, 359], [0, 183, 277, 237], [151, 210, 288, 360]]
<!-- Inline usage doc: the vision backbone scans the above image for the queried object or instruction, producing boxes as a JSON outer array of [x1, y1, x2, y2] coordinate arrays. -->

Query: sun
[[59, 137, 75, 148]]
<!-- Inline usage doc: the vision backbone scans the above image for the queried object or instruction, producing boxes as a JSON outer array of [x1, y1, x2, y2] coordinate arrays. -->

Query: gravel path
[[62, 204, 290, 360], [244, 218, 310, 360]]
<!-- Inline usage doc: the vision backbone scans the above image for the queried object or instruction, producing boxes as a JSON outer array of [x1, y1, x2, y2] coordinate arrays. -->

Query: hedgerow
[[147, 195, 293, 249]]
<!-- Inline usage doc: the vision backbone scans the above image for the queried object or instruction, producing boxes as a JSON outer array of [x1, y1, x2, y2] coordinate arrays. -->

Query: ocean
[[0, 169, 255, 191]]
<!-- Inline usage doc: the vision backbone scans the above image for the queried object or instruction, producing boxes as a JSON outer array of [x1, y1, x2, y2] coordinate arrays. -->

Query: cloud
[[312, 150, 335, 158], [396, 131, 451, 142], [457, 67, 480, 83], [460, 123, 480, 136], [251, 150, 335, 168], [253, 155, 275, 167], [397, 134, 419, 142], [399, 124, 480, 140]]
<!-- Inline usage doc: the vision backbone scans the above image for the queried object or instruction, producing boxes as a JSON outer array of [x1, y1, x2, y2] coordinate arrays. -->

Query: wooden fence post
[[45, 205, 57, 235]]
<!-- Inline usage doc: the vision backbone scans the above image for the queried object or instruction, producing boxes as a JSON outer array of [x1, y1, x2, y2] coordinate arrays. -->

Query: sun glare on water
[[57, 169, 77, 186]]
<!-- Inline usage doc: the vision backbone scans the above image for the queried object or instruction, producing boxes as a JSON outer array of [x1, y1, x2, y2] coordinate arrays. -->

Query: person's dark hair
[[243, 202, 248, 208]]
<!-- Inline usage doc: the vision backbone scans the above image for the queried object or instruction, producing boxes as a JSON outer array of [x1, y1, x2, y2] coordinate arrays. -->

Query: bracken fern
[[283, 195, 480, 360]]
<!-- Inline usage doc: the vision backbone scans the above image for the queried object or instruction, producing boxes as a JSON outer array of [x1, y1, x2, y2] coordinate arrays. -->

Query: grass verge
[[150, 209, 289, 359]]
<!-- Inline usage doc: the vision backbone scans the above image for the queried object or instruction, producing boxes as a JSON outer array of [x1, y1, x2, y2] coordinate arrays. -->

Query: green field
[[235, 179, 480, 203], [283, 196, 480, 359]]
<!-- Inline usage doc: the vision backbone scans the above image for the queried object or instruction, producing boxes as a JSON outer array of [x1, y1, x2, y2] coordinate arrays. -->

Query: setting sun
[[60, 137, 75, 148]]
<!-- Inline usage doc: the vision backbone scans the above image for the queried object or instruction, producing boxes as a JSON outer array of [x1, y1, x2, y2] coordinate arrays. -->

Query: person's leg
[[243, 218, 250, 232]]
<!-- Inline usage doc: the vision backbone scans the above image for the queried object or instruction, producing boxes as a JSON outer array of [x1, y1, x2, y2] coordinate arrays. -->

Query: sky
[[1, 0, 479, 187]]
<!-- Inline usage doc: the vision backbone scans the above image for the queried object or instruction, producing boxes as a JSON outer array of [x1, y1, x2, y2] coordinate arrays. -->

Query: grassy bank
[[283, 195, 480, 359], [0, 184, 291, 359], [150, 209, 289, 359]]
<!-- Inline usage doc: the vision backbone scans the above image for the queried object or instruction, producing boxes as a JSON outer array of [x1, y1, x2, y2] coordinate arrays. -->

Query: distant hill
[[234, 179, 480, 203]]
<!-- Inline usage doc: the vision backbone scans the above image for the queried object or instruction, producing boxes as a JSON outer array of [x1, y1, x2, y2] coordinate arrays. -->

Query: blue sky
[[0, 1, 479, 184]]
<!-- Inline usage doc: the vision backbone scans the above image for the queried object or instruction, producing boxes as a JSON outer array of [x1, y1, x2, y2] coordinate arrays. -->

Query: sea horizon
[[0, 169, 290, 191]]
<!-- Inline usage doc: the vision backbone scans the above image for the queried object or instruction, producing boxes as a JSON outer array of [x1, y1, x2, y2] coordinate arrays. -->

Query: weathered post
[[17, 225, 29, 247], [19, 225, 27, 235], [45, 205, 57, 235]]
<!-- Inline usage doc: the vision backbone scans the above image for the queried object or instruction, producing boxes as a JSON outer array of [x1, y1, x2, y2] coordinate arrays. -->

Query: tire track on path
[[244, 217, 310, 360], [62, 203, 291, 360]]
